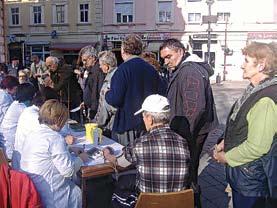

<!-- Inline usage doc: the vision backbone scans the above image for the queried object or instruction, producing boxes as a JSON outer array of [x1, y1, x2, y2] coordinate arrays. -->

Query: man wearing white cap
[[104, 94, 190, 208]]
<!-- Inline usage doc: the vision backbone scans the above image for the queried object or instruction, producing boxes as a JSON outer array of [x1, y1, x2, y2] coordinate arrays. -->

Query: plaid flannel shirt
[[124, 124, 190, 193]]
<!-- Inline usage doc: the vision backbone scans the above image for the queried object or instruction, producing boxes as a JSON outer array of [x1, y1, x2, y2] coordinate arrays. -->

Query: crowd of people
[[0, 34, 276, 208]]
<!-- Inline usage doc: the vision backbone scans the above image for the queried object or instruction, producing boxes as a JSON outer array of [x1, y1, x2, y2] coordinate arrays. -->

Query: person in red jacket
[[0, 163, 42, 208]]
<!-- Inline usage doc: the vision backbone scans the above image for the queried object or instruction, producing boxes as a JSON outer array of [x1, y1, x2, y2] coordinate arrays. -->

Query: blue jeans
[[232, 190, 266, 208]]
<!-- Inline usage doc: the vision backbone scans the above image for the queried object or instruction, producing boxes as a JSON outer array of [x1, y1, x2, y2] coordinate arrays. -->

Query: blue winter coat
[[105, 57, 164, 133]]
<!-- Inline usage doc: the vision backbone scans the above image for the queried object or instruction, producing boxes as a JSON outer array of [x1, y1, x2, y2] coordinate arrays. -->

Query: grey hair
[[18, 69, 28, 76], [81, 45, 98, 58], [47, 56, 59, 64], [98, 51, 117, 68], [143, 110, 170, 124]]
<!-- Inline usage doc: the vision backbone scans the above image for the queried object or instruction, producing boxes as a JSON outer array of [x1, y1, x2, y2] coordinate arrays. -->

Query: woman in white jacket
[[0, 83, 35, 159], [0, 75, 19, 125], [20, 99, 89, 208]]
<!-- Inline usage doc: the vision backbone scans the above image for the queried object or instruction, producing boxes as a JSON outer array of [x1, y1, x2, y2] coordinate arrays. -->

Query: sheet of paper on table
[[72, 135, 124, 166]]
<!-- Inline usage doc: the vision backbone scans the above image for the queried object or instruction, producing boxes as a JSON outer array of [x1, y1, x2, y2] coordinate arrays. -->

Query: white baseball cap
[[134, 94, 170, 115]]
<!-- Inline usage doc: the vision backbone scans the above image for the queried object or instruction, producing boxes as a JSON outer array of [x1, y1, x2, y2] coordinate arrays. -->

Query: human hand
[[213, 149, 227, 164], [103, 148, 116, 164], [65, 135, 75, 145], [43, 77, 54, 88], [216, 139, 225, 152], [34, 73, 41, 78], [80, 102, 85, 109], [74, 69, 81, 75]]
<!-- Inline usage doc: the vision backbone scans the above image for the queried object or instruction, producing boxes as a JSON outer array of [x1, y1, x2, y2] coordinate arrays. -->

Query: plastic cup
[[85, 123, 103, 144]]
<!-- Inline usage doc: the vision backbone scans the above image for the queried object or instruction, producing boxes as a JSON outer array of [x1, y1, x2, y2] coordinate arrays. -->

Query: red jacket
[[0, 163, 43, 208]]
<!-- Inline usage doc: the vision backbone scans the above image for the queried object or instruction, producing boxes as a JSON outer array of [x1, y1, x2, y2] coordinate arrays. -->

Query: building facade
[[102, 0, 186, 64], [5, 0, 102, 66], [179, 0, 277, 81], [0, 0, 5, 63], [103, 0, 277, 80], [4, 0, 277, 80]]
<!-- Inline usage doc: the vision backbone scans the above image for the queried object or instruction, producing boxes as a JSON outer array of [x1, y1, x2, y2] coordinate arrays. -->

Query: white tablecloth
[[71, 132, 123, 166]]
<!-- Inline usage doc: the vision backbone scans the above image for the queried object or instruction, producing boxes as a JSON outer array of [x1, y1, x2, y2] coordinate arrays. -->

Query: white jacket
[[0, 89, 13, 125], [0, 101, 26, 159], [12, 105, 40, 169], [20, 124, 82, 208]]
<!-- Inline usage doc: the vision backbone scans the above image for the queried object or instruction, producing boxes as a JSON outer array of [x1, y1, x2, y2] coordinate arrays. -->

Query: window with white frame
[[158, 1, 172, 23], [79, 3, 89, 23], [188, 13, 201, 23], [115, 0, 133, 23], [10, 7, 20, 25], [31, 5, 43, 24], [52, 4, 67, 24], [56, 5, 65, 23], [217, 12, 230, 22]]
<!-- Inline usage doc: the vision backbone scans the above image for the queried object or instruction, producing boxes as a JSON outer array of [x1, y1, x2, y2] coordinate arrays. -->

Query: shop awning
[[25, 41, 50, 45], [50, 42, 98, 51]]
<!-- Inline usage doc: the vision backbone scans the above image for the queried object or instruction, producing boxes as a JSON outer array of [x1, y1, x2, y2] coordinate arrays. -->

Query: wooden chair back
[[0, 147, 9, 165], [135, 189, 194, 208]]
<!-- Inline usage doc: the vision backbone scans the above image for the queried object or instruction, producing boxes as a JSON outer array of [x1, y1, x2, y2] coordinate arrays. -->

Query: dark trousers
[[86, 175, 114, 208], [232, 190, 266, 208], [189, 133, 209, 184], [188, 133, 209, 208]]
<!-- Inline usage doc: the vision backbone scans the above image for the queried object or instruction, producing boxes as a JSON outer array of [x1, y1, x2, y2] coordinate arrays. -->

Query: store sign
[[248, 32, 277, 39], [192, 34, 217, 39], [105, 33, 171, 41]]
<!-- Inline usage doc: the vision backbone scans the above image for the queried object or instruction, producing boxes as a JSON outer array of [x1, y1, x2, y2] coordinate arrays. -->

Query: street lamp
[[222, 20, 233, 81], [202, 0, 216, 65], [223, 19, 228, 81]]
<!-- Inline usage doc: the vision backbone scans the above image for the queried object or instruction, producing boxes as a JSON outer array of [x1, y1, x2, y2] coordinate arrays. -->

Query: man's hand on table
[[103, 148, 117, 164]]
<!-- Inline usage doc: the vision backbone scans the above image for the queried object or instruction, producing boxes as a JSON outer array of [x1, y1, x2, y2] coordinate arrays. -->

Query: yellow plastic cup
[[85, 123, 103, 144]]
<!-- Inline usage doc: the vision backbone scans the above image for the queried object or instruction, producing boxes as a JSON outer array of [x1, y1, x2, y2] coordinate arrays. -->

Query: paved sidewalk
[[198, 81, 248, 208]]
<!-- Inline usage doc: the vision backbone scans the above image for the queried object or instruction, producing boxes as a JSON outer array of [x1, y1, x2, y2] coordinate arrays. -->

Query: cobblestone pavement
[[198, 81, 249, 208]]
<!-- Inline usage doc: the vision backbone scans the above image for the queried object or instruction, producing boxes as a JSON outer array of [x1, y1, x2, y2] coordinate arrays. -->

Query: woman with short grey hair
[[98, 51, 117, 69], [94, 51, 117, 138]]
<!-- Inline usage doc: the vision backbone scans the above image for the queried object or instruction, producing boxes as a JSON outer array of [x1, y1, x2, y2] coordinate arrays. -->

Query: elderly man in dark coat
[[45, 56, 82, 121]]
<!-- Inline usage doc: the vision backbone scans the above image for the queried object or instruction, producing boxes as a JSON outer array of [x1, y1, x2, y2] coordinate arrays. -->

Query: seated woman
[[13, 88, 75, 170], [0, 75, 19, 125], [20, 99, 89, 208], [0, 82, 35, 159]]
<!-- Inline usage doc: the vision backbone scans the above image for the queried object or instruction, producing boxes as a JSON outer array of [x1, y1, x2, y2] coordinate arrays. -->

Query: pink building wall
[[102, 0, 185, 36]]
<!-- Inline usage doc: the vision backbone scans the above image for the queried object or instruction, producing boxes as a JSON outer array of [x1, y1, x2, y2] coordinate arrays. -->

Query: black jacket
[[167, 54, 218, 138], [83, 63, 105, 111], [50, 63, 82, 108]]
